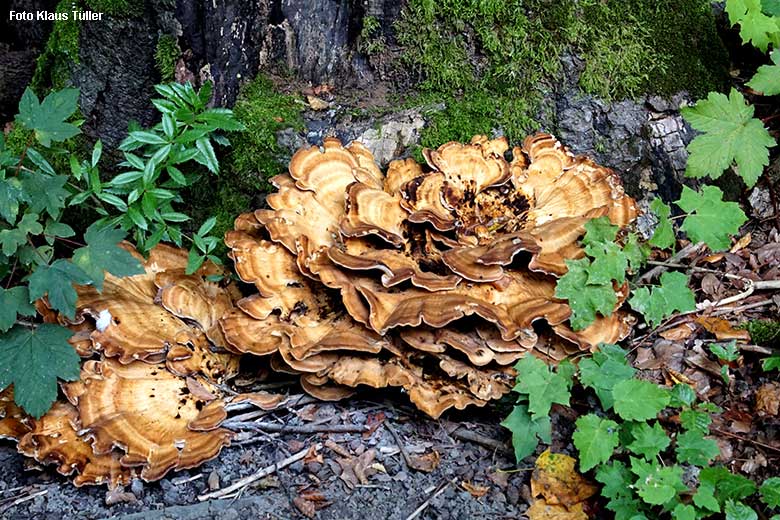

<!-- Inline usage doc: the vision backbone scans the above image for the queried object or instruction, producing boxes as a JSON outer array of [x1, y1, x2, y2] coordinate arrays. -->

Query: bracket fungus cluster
[[6, 244, 241, 487], [2, 133, 638, 488], [221, 133, 637, 418]]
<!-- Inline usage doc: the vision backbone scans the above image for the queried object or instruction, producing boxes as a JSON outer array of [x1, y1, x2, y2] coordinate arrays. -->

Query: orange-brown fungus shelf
[[2, 133, 637, 489], [221, 133, 637, 419]]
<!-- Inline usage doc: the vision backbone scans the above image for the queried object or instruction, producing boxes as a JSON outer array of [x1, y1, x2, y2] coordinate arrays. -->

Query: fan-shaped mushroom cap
[[0, 388, 30, 441], [17, 401, 135, 488], [300, 375, 356, 401], [64, 359, 232, 481]]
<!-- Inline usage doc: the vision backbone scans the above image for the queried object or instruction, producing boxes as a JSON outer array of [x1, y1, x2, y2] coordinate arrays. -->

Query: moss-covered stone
[[226, 75, 304, 188], [84, 0, 143, 17], [30, 0, 81, 94], [394, 0, 729, 146], [154, 34, 180, 83]]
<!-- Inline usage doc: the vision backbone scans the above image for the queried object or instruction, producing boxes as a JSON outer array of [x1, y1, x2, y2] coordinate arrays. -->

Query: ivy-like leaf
[[71, 223, 144, 291], [513, 355, 573, 417], [675, 430, 720, 465], [0, 324, 80, 418], [760, 477, 780, 508], [726, 0, 780, 51], [0, 178, 27, 224], [16, 88, 81, 147], [677, 186, 748, 251], [578, 345, 635, 410], [501, 404, 551, 462], [20, 171, 70, 219], [554, 258, 617, 331], [700, 467, 757, 504], [627, 421, 670, 460], [748, 50, 780, 95], [0, 286, 36, 332], [649, 198, 675, 249], [672, 504, 696, 520], [27, 259, 92, 319], [724, 500, 758, 520], [573, 414, 620, 471], [630, 457, 686, 506], [681, 88, 775, 187], [629, 271, 696, 328], [612, 379, 670, 421]]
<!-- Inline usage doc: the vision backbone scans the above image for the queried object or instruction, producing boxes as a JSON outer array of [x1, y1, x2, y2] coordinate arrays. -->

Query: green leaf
[[677, 186, 748, 250], [596, 461, 635, 501], [762, 355, 780, 371], [725, 500, 758, 520], [71, 224, 144, 291], [0, 213, 44, 255], [195, 137, 219, 173], [629, 271, 696, 328], [20, 171, 69, 218], [573, 414, 620, 471], [16, 88, 81, 147], [185, 249, 205, 275], [630, 457, 686, 505], [0, 178, 26, 224], [627, 421, 670, 459], [582, 216, 619, 245], [694, 481, 721, 512], [669, 384, 697, 408], [648, 198, 675, 249], [680, 407, 712, 434], [555, 258, 617, 331], [578, 345, 635, 410], [709, 340, 740, 362], [675, 430, 720, 465], [0, 287, 36, 332], [623, 233, 649, 270], [681, 88, 775, 187], [501, 404, 551, 462], [584, 240, 628, 285], [0, 324, 80, 418], [513, 355, 573, 417], [25, 148, 56, 176], [726, 0, 780, 51], [761, 477, 780, 508], [197, 216, 217, 236], [128, 130, 168, 145], [700, 467, 757, 504], [748, 50, 780, 96], [27, 259, 92, 319], [764, 0, 780, 15], [672, 504, 696, 520], [613, 379, 670, 421]]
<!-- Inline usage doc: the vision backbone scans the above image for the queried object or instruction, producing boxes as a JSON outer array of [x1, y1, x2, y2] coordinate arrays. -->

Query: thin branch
[[637, 242, 703, 284], [197, 444, 319, 501], [222, 421, 367, 434]]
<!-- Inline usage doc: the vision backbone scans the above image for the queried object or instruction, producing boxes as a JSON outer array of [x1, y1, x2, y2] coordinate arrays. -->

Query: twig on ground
[[637, 242, 702, 284], [384, 421, 413, 469], [712, 428, 780, 454], [198, 444, 320, 501], [222, 421, 367, 434], [711, 298, 776, 316], [405, 479, 454, 520], [449, 427, 511, 454], [0, 489, 48, 513]]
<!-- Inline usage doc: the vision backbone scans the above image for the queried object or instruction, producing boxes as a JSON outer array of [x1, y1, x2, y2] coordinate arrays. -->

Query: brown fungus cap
[[222, 133, 637, 417]]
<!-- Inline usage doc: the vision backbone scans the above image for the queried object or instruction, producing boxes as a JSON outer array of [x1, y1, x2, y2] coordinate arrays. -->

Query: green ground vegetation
[[30, 0, 81, 93], [155, 34, 181, 82], [395, 0, 729, 146], [84, 0, 143, 17]]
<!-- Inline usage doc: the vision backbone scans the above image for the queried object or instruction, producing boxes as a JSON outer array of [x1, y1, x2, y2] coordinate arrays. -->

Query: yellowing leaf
[[531, 450, 598, 508], [527, 500, 588, 520]]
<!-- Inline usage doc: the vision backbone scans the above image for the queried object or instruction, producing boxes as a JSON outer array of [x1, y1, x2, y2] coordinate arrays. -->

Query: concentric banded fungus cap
[[0, 388, 30, 441], [222, 133, 637, 417], [17, 401, 135, 488], [64, 359, 232, 481]]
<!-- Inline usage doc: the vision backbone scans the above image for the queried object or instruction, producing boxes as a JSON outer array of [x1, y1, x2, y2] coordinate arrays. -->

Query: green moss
[[4, 125, 35, 156], [186, 181, 250, 258], [155, 34, 180, 82], [83, 0, 143, 16], [227, 75, 304, 188], [31, 0, 81, 93], [359, 15, 386, 56], [395, 0, 728, 107], [745, 320, 780, 347]]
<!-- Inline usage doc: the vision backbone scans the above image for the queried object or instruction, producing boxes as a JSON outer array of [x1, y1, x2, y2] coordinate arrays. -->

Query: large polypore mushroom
[[221, 133, 637, 418]]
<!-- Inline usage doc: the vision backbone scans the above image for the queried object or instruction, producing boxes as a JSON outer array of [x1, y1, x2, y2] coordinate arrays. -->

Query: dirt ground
[[0, 392, 544, 520]]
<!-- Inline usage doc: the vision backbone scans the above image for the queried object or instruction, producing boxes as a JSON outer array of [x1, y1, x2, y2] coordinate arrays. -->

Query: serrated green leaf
[[700, 467, 757, 504], [128, 130, 168, 145], [694, 481, 721, 512], [672, 504, 696, 520], [555, 258, 617, 330], [596, 461, 635, 501], [583, 216, 619, 245], [675, 429, 720, 465], [629, 271, 695, 328], [649, 198, 675, 249], [578, 347, 635, 410], [669, 384, 697, 408], [513, 355, 572, 417], [584, 241, 628, 285], [501, 404, 551, 462], [681, 88, 775, 187], [726, 0, 780, 51], [195, 137, 219, 173], [71, 223, 144, 291], [197, 216, 217, 236], [27, 259, 91, 318], [0, 213, 44, 255], [760, 477, 780, 508], [630, 457, 686, 505], [16, 88, 81, 147], [0, 287, 36, 332], [725, 500, 758, 520], [573, 414, 620, 471], [623, 233, 649, 270], [748, 50, 780, 95], [709, 340, 740, 362], [613, 379, 670, 421], [0, 324, 80, 418], [0, 178, 26, 224], [20, 171, 69, 218], [677, 186, 748, 250], [627, 421, 670, 459]]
